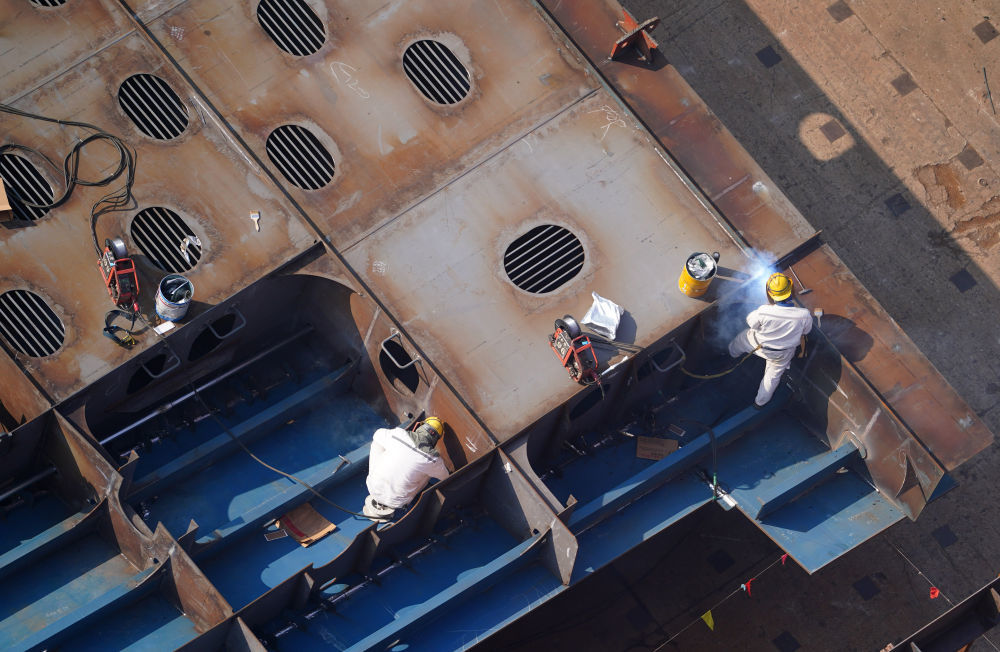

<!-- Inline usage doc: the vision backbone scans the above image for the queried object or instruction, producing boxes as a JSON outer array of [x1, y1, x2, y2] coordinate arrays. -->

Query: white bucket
[[155, 274, 194, 322]]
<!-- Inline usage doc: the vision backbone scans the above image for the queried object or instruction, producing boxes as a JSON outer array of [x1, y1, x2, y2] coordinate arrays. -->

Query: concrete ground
[[492, 1, 1000, 650]]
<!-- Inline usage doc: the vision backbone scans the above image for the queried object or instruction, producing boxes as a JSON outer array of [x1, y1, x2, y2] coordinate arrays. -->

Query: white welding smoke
[[703, 250, 779, 352]]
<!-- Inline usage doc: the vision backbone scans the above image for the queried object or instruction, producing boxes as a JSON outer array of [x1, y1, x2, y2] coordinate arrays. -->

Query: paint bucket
[[155, 274, 194, 321], [678, 252, 720, 298]]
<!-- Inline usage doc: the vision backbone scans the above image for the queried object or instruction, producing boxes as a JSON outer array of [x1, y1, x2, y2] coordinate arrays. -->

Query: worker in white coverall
[[728, 272, 812, 408], [363, 417, 449, 521]]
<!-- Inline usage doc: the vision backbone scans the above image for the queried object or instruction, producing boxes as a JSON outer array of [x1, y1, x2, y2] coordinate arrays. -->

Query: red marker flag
[[781, 554, 788, 565], [929, 587, 940, 599]]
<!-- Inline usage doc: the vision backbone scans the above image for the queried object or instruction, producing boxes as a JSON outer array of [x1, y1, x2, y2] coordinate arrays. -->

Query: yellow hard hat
[[766, 272, 793, 301], [422, 416, 444, 436]]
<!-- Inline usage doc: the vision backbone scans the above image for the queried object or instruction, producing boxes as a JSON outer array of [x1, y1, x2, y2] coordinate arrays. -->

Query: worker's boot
[[363, 496, 396, 521]]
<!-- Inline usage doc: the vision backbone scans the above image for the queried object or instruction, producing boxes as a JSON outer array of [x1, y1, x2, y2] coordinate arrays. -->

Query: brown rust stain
[[951, 196, 1000, 250], [915, 162, 966, 211]]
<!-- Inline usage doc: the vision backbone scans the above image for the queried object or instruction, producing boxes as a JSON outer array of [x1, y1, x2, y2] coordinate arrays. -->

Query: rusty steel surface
[[142, 0, 598, 252], [537, 0, 817, 255], [344, 88, 753, 438], [0, 353, 50, 427], [0, 0, 134, 105], [0, 22, 316, 403], [538, 0, 991, 471], [789, 244, 993, 471]]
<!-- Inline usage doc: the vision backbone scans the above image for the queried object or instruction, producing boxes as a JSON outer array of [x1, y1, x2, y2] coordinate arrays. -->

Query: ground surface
[[493, 1, 1000, 650]]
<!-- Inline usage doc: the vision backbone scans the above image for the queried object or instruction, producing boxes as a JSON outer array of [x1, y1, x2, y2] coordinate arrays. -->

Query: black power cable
[[133, 311, 369, 519], [2, 103, 366, 518], [0, 103, 137, 254]]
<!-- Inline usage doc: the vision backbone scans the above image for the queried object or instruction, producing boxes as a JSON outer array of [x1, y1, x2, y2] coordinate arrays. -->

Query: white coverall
[[366, 427, 449, 509], [728, 302, 812, 406]]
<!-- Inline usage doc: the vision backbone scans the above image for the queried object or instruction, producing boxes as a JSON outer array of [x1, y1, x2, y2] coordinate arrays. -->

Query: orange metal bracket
[[609, 10, 660, 63]]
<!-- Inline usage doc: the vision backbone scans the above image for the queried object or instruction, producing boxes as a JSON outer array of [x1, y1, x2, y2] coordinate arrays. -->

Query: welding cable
[[586, 330, 755, 379], [0, 103, 137, 255], [583, 331, 644, 354], [102, 309, 140, 348], [132, 311, 369, 519], [677, 344, 762, 380]]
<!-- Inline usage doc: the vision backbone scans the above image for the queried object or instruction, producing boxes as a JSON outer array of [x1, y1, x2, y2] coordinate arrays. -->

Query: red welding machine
[[549, 315, 599, 385], [98, 238, 139, 312]]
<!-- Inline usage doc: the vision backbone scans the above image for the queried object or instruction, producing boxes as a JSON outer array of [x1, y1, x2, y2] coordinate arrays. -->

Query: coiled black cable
[[0, 103, 137, 254]]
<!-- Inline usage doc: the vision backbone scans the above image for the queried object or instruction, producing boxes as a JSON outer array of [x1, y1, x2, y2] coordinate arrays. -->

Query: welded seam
[[530, 0, 752, 256], [340, 86, 601, 254], [115, 0, 501, 447], [2, 29, 137, 106]]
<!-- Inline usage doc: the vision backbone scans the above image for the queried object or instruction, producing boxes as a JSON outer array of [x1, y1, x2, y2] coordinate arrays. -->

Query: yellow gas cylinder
[[678, 252, 720, 298]]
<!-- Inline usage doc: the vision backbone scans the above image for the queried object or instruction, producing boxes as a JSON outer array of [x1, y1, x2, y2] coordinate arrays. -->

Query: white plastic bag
[[581, 291, 623, 339]]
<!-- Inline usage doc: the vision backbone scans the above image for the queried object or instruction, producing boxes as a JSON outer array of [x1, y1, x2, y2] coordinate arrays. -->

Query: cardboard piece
[[636, 436, 679, 461], [277, 502, 337, 547], [0, 178, 12, 222]]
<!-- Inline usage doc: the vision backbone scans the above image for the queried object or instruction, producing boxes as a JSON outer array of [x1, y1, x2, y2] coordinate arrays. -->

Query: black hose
[[0, 103, 137, 255]]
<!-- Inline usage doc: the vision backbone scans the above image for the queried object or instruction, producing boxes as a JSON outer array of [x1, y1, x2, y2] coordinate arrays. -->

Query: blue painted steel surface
[[717, 415, 859, 519], [128, 366, 355, 501], [0, 533, 152, 650], [276, 519, 527, 650], [0, 508, 89, 581], [64, 593, 199, 652], [568, 398, 784, 532], [269, 387, 908, 649], [755, 472, 904, 573], [0, 493, 77, 557], [0, 356, 919, 651], [401, 471, 715, 649], [201, 480, 373, 609]]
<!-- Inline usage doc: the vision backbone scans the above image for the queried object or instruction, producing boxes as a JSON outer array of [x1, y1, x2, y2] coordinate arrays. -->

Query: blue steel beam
[[567, 396, 786, 534], [754, 443, 858, 519]]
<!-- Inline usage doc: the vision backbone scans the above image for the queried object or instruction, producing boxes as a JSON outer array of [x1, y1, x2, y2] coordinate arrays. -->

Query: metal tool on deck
[[549, 315, 599, 385]]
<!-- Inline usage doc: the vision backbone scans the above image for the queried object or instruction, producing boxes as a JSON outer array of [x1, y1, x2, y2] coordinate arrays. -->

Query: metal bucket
[[677, 252, 719, 298], [155, 274, 194, 321]]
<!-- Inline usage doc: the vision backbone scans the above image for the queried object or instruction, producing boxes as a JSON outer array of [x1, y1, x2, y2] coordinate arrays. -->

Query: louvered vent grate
[[257, 0, 326, 56], [403, 40, 471, 105], [0, 154, 53, 221], [30, 0, 67, 6], [131, 207, 202, 272], [117, 74, 189, 140], [0, 290, 65, 357], [504, 225, 585, 294], [266, 125, 335, 190]]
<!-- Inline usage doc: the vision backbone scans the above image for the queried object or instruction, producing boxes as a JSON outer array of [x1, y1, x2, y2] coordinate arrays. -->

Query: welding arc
[[0, 103, 137, 255], [134, 313, 368, 519]]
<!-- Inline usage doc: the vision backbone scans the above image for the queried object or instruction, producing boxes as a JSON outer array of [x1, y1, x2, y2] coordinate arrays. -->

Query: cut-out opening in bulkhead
[[503, 224, 585, 294], [0, 154, 54, 222], [256, 0, 326, 56], [265, 125, 336, 190], [379, 339, 421, 394], [130, 207, 202, 272], [403, 39, 471, 105], [0, 289, 65, 357], [117, 74, 190, 140]]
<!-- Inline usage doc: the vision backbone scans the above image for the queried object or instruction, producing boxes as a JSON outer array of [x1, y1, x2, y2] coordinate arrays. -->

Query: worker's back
[[746, 303, 812, 350], [366, 427, 449, 509]]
